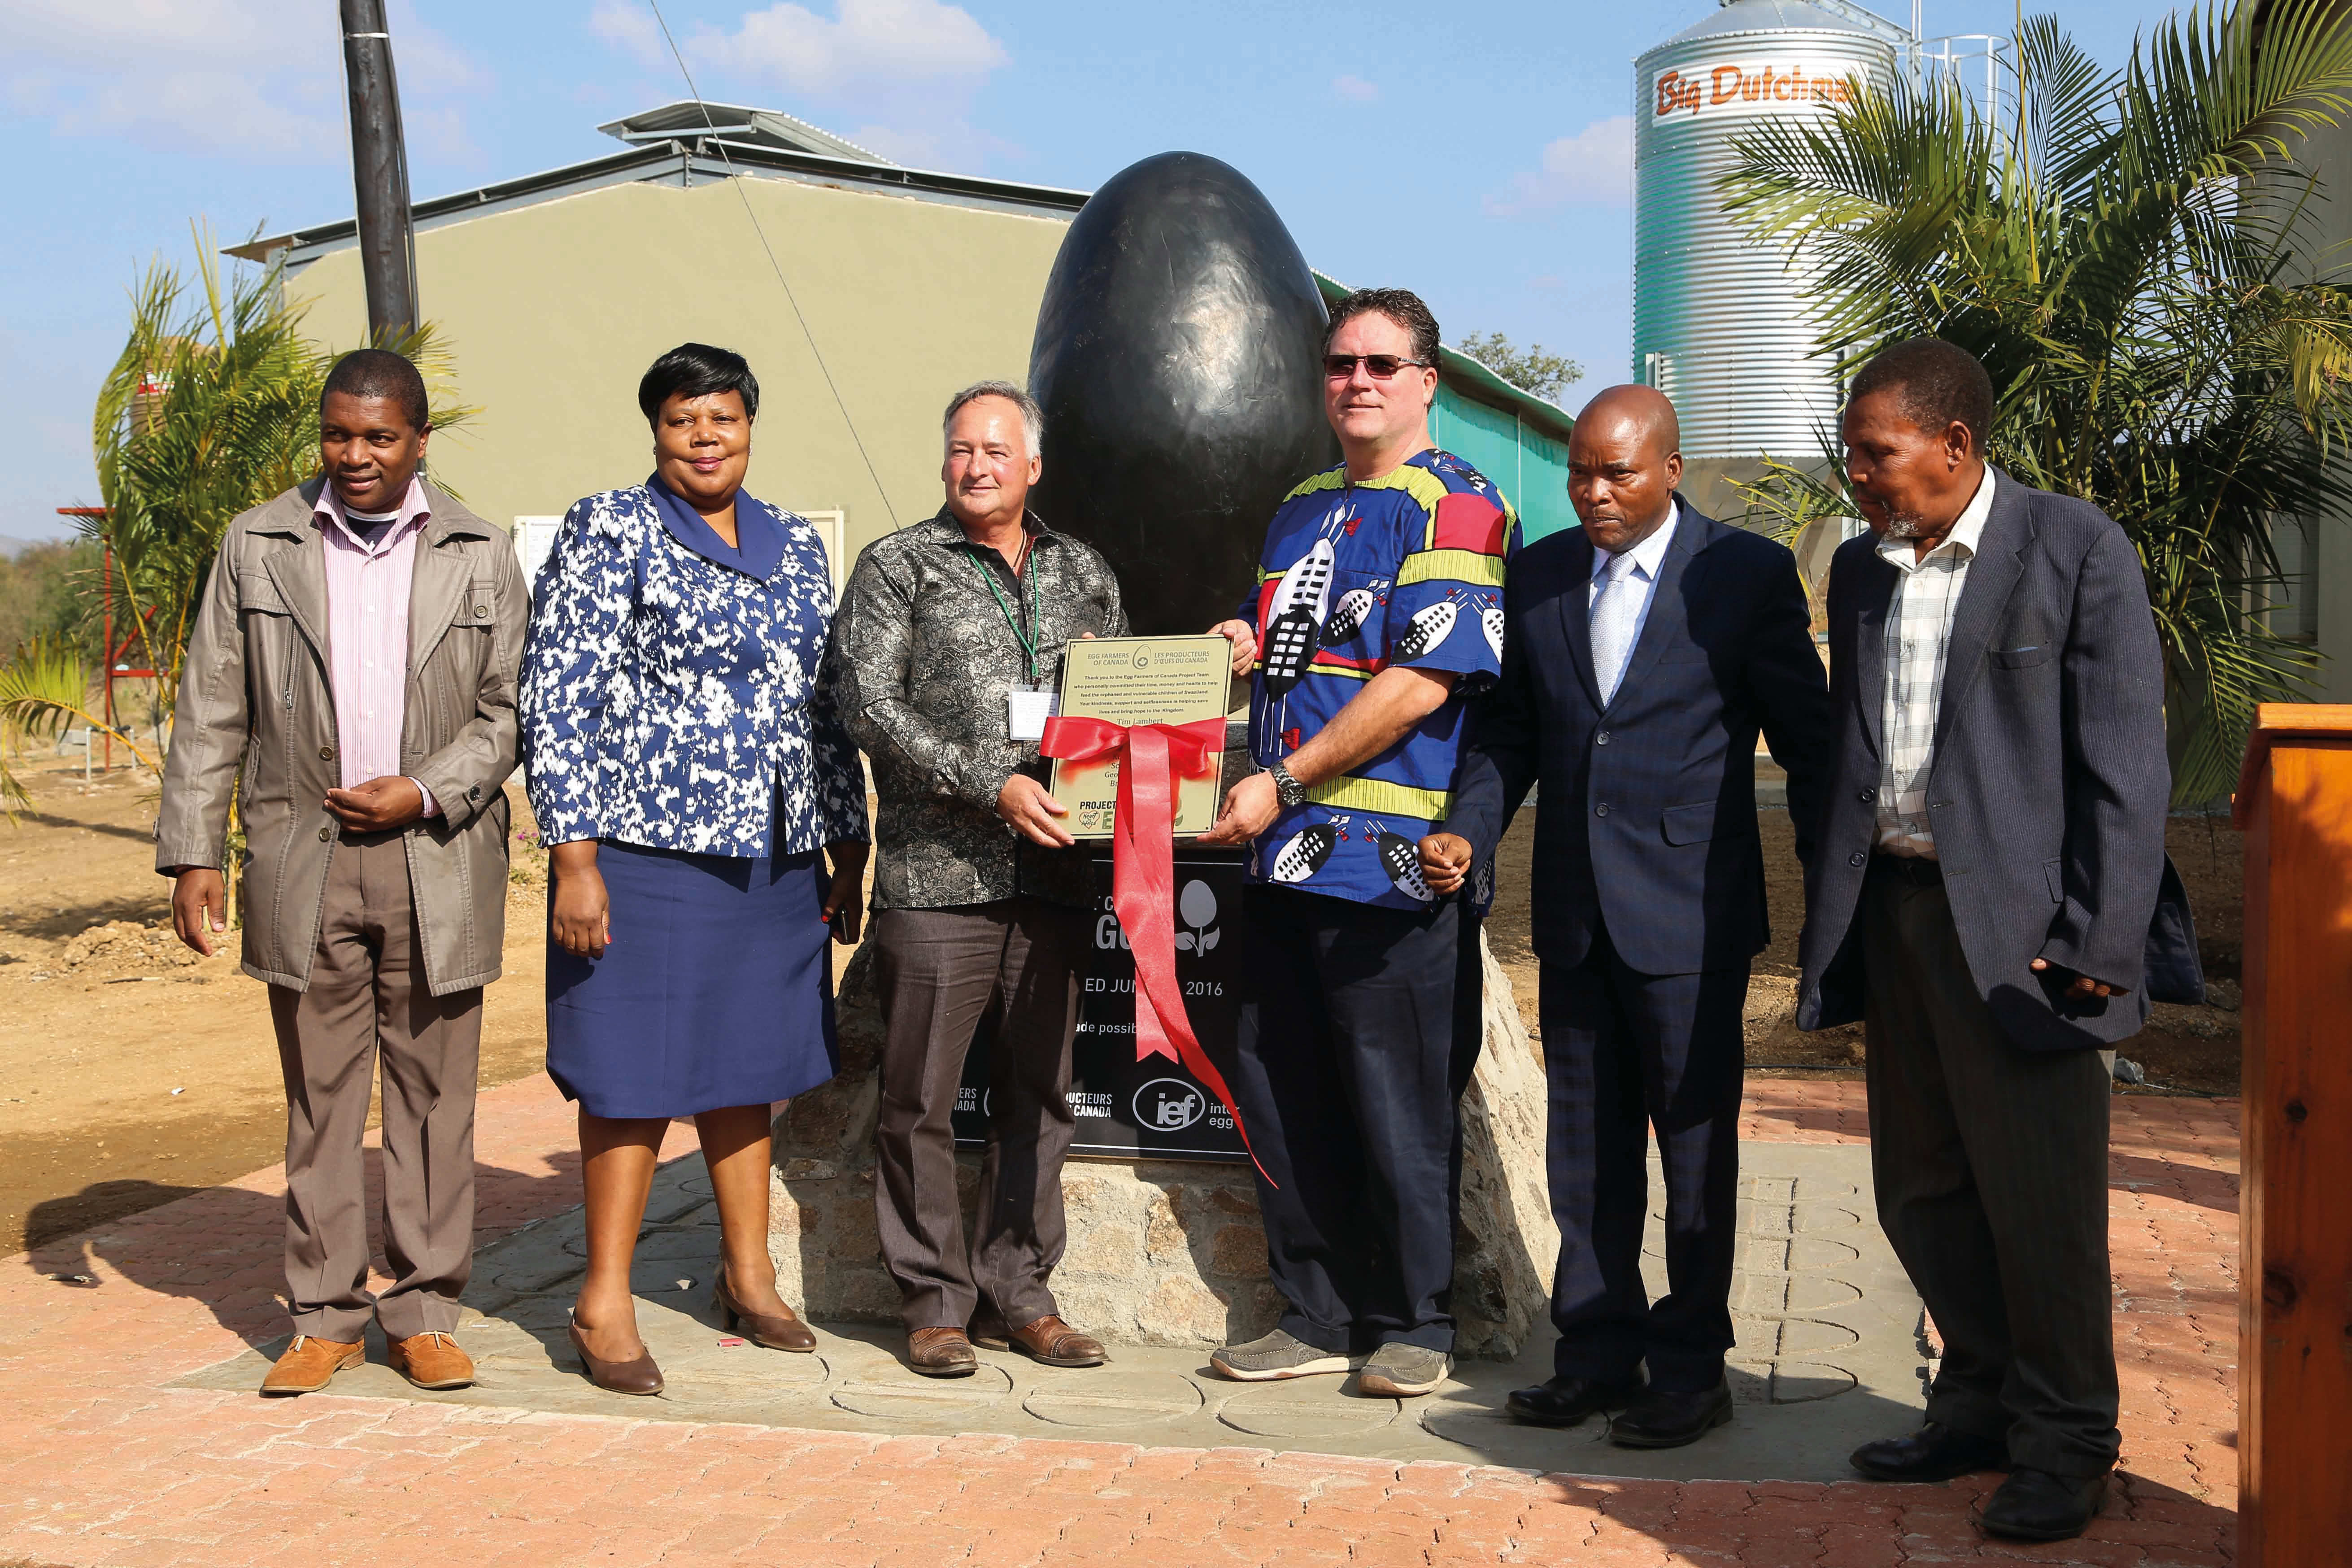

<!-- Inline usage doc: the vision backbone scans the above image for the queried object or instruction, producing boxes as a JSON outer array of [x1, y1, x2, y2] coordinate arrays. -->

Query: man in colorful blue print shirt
[[1198, 287, 1509, 1398]]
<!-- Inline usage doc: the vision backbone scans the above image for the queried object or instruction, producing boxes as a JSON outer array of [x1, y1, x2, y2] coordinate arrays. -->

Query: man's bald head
[[1574, 383, 1681, 462], [1568, 384, 1684, 553]]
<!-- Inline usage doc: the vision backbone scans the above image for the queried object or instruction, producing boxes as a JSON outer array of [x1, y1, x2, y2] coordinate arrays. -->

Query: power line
[[643, 0, 900, 529]]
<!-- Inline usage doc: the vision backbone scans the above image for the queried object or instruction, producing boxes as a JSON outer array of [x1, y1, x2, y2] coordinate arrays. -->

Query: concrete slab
[[175, 1141, 1927, 1482]]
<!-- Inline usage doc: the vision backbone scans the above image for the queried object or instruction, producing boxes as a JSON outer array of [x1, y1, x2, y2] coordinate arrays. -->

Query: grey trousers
[[1862, 858, 2120, 1477], [871, 898, 1086, 1333], [267, 832, 482, 1342]]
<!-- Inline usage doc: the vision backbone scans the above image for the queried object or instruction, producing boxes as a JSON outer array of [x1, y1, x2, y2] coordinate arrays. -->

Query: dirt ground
[[0, 754, 2247, 1258], [0, 758, 553, 1256]]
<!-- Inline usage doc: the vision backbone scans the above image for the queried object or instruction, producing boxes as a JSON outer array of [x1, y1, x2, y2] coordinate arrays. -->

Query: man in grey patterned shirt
[[826, 381, 1127, 1379]]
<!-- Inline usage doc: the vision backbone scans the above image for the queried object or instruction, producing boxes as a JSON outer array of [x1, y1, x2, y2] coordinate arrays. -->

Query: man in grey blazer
[[1796, 339, 2166, 1543]]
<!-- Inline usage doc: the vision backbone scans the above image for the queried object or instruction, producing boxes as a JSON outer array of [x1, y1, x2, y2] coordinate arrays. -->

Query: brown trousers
[[267, 832, 482, 1342], [871, 898, 1086, 1332]]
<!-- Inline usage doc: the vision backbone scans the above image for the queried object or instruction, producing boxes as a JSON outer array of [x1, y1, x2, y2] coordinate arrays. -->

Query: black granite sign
[[952, 849, 1251, 1163]]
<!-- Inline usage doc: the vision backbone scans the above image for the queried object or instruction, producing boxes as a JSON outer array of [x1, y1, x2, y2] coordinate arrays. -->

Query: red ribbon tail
[[1112, 723, 1274, 1187]]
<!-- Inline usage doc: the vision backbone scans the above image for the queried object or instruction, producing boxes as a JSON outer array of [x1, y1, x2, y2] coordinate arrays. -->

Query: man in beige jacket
[[157, 349, 526, 1395]]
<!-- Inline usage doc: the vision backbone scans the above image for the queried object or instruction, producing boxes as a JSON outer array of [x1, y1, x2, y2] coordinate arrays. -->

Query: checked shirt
[[1874, 468, 1996, 858]]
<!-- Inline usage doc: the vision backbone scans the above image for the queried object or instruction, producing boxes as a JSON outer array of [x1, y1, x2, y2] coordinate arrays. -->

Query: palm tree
[[0, 639, 158, 814], [1721, 0, 2352, 801], [83, 225, 477, 703], [1, 226, 477, 809]]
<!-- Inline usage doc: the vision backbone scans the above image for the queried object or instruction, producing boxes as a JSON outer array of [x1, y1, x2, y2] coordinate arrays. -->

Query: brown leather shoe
[[567, 1320, 664, 1396], [387, 1331, 476, 1390], [973, 1314, 1108, 1368], [906, 1326, 978, 1378], [714, 1267, 816, 1352], [261, 1335, 365, 1396]]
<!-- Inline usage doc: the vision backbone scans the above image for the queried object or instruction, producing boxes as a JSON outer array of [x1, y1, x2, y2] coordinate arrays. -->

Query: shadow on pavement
[[17, 1143, 595, 1350]]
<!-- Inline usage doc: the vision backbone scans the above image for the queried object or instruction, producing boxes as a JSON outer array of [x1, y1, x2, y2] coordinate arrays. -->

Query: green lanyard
[[965, 545, 1041, 684]]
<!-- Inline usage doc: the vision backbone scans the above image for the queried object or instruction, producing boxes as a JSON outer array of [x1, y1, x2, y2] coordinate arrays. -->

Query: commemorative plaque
[[1048, 634, 1231, 838], [954, 631, 1252, 1163], [951, 849, 1251, 1163]]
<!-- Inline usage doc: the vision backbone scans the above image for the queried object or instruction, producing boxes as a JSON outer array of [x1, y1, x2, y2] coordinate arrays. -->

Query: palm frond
[[0, 638, 163, 813], [85, 226, 486, 717], [1722, 0, 2352, 802]]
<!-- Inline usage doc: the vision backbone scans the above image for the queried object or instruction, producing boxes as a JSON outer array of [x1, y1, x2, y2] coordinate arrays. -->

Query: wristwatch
[[1267, 760, 1308, 809]]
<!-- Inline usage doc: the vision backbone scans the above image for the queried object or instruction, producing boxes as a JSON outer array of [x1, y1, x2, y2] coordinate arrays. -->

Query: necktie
[[1590, 549, 1643, 704]]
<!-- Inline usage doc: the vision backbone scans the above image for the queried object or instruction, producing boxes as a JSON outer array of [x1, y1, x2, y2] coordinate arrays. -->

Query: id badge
[[1006, 683, 1058, 743]]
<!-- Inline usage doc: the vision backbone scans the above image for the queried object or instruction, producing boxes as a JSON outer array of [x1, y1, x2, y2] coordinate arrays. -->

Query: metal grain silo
[[1633, 0, 1905, 467]]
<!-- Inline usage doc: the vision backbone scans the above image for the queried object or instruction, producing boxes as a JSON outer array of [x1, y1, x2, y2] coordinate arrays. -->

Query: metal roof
[[225, 135, 1090, 264], [596, 100, 890, 166], [224, 107, 1573, 439], [1653, 0, 1912, 48]]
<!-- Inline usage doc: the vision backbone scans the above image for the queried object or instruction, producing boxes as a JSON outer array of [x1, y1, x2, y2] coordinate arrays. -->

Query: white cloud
[[1333, 74, 1379, 103], [699, 0, 1008, 99], [589, 0, 669, 67], [1485, 115, 1636, 217], [59, 70, 340, 157], [0, 0, 484, 162], [616, 0, 1014, 174], [3, 0, 306, 67]]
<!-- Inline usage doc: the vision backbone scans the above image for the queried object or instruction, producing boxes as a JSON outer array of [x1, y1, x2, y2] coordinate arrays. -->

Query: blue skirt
[[546, 841, 838, 1119]]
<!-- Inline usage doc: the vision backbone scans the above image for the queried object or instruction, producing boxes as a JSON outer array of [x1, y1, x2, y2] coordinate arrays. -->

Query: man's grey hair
[[942, 380, 1045, 457]]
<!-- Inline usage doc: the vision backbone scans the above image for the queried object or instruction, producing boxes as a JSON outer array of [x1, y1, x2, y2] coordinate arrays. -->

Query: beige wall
[[287, 175, 1074, 570], [2278, 119, 2352, 701]]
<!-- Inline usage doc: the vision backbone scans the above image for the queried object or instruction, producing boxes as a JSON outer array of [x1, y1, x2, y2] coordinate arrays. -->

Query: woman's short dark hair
[[638, 343, 760, 427], [1324, 287, 1442, 370], [1848, 337, 1995, 453]]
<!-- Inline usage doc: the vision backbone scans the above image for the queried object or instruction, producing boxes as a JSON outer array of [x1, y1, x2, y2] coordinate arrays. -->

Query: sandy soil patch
[[0, 758, 551, 1255]]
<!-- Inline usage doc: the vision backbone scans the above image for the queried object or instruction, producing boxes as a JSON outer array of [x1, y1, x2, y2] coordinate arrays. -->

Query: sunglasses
[[1323, 354, 1433, 380]]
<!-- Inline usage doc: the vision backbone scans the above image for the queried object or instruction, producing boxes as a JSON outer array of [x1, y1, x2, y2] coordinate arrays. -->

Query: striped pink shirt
[[317, 479, 438, 814]]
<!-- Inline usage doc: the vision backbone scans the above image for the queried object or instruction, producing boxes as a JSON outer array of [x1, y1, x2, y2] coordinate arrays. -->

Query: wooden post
[[2232, 703, 2352, 1564]]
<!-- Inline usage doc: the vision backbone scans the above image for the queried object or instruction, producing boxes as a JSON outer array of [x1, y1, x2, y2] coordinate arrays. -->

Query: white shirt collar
[[1877, 466, 1994, 571], [1593, 499, 1680, 582]]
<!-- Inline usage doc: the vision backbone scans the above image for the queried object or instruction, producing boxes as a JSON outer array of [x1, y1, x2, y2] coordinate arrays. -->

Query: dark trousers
[[268, 832, 481, 1342], [1228, 884, 1483, 1355], [1540, 923, 1746, 1391], [1863, 857, 2120, 1477], [871, 897, 1086, 1333]]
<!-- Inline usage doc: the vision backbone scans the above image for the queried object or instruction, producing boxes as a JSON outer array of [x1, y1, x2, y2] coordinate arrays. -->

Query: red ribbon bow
[[1040, 714, 1270, 1184]]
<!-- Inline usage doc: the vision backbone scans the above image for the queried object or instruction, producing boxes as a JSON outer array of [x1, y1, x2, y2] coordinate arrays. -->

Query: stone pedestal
[[770, 930, 1558, 1358]]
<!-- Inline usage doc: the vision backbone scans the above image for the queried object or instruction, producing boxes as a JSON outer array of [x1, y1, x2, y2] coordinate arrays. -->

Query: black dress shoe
[[1849, 1421, 2010, 1483], [1504, 1374, 1642, 1428], [1977, 1467, 2107, 1542], [1609, 1379, 1733, 1448]]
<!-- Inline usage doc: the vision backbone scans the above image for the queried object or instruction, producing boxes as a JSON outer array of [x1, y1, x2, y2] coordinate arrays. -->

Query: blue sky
[[2, 0, 2172, 543]]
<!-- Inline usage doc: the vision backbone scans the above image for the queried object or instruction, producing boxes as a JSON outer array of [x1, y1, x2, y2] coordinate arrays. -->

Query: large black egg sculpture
[[1028, 152, 1340, 636]]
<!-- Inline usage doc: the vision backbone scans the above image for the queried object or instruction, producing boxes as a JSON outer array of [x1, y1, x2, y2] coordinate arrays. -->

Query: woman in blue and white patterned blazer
[[520, 343, 869, 1395]]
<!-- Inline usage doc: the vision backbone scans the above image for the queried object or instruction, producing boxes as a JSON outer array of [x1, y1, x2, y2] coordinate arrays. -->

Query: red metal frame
[[54, 506, 155, 771]]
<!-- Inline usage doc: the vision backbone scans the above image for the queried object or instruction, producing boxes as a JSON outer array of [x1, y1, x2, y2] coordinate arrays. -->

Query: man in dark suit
[[1796, 339, 2166, 1543], [1421, 384, 1830, 1448]]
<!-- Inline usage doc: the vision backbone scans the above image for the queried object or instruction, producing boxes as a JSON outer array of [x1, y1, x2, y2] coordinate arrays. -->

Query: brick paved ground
[[0, 1079, 2240, 1567]]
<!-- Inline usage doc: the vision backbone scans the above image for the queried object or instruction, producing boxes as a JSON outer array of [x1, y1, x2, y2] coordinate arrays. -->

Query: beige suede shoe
[[387, 1331, 475, 1390], [261, 1335, 365, 1396]]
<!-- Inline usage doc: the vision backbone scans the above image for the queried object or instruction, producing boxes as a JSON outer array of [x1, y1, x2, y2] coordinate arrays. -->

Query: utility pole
[[340, 0, 418, 341]]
